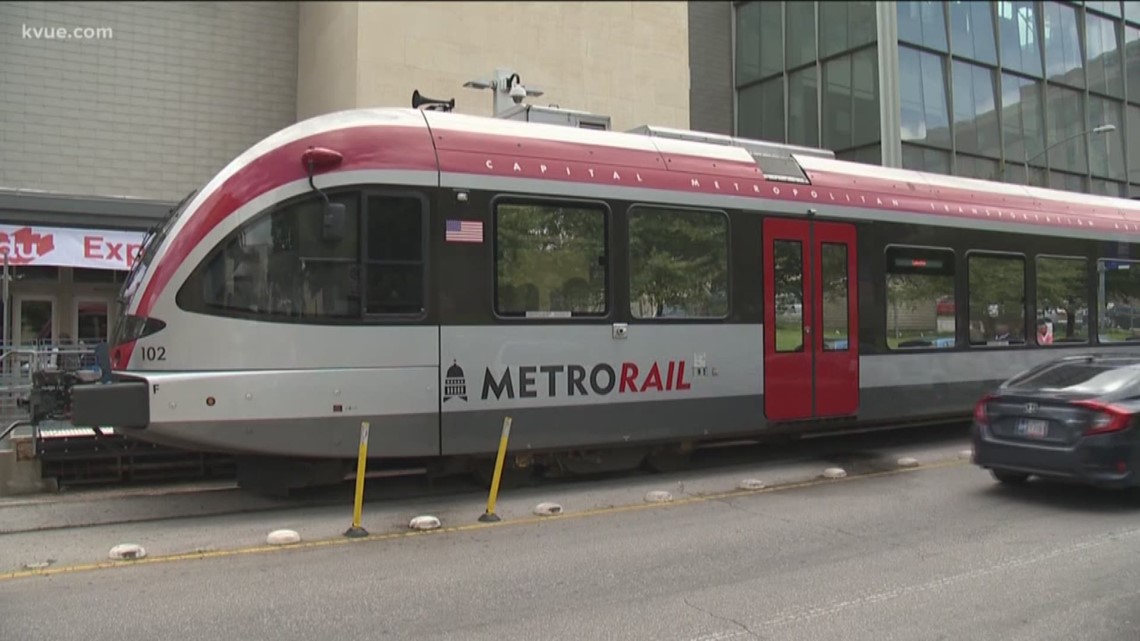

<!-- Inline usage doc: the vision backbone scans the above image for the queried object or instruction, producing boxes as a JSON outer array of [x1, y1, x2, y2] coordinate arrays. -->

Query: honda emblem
[[1025, 403, 1038, 414]]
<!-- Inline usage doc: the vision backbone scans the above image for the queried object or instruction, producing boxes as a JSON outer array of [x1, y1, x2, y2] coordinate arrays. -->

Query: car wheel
[[991, 469, 1030, 485]]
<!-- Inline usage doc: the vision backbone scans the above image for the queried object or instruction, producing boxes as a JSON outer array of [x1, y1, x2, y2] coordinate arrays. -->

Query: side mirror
[[322, 201, 348, 242]]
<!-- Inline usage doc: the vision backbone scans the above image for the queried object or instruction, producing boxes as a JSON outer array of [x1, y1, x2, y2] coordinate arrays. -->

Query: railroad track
[[2, 422, 972, 536]]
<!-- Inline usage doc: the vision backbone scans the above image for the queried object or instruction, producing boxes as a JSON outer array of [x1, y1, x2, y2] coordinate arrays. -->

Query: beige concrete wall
[[297, 1, 360, 121], [298, 1, 691, 132]]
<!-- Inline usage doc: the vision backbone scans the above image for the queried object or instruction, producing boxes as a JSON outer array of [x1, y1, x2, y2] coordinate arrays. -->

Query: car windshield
[[1005, 359, 1140, 395], [118, 188, 197, 307]]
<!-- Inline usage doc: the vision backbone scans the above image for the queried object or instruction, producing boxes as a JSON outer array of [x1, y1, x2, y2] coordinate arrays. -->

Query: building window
[[1126, 26, 1140, 102], [950, 0, 997, 64], [968, 253, 1026, 346], [735, 1, 782, 85], [1086, 13, 1125, 98], [1045, 84, 1088, 173], [952, 60, 1000, 157], [822, 47, 881, 151], [899, 46, 951, 149], [902, 144, 952, 174], [1088, 96, 1126, 180], [738, 76, 785, 142], [628, 206, 728, 319], [885, 246, 956, 350], [788, 67, 819, 147], [997, 1, 1043, 78], [819, 1, 876, 59], [1087, 1, 1123, 20], [495, 200, 607, 318], [898, 1, 948, 52], [1036, 256, 1088, 345], [1000, 73, 1046, 164], [785, 1, 817, 69], [1042, 1, 1085, 87], [1098, 258, 1140, 342]]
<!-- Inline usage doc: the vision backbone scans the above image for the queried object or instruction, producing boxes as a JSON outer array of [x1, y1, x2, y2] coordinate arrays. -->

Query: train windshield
[[118, 189, 197, 309]]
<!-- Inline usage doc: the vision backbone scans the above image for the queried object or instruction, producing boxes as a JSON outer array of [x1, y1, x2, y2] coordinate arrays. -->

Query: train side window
[[364, 195, 424, 315], [1035, 256, 1088, 345], [968, 253, 1026, 347], [628, 206, 728, 318], [185, 191, 362, 320], [494, 200, 608, 318], [1096, 258, 1140, 343], [884, 246, 956, 350]]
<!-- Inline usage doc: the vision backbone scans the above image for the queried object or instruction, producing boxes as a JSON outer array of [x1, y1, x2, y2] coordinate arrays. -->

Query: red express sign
[[0, 225, 145, 270]]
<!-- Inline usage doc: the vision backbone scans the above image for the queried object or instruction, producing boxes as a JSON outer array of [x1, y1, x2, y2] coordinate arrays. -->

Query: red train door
[[762, 217, 859, 421]]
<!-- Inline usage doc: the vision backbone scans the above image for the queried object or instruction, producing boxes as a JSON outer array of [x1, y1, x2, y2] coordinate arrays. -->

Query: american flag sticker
[[445, 219, 484, 243]]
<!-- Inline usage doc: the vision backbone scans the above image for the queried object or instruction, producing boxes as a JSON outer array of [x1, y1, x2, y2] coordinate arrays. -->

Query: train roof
[[194, 107, 1140, 243], [411, 107, 1140, 237]]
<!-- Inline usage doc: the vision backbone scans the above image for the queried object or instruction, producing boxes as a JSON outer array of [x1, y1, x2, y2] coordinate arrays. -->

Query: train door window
[[820, 243, 848, 350], [967, 252, 1026, 346], [628, 206, 728, 318], [364, 195, 424, 316], [773, 240, 804, 353], [494, 200, 608, 318], [1096, 258, 1140, 343], [885, 246, 956, 349], [1035, 256, 1088, 344], [181, 191, 362, 320]]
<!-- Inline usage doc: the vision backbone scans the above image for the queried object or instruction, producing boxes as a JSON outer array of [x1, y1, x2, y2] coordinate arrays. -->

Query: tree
[[629, 208, 727, 317]]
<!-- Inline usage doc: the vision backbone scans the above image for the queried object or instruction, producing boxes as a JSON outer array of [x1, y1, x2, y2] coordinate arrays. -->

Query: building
[[730, 0, 1140, 198], [0, 0, 700, 350]]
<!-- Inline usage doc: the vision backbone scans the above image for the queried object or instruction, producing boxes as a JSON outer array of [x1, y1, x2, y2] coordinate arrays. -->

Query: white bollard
[[533, 502, 563, 516], [108, 543, 147, 560], [738, 479, 766, 490], [266, 529, 301, 545], [409, 515, 442, 530]]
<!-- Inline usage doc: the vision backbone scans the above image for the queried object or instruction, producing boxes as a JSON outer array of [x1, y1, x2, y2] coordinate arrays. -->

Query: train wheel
[[551, 447, 650, 476], [470, 459, 538, 490], [644, 443, 695, 473]]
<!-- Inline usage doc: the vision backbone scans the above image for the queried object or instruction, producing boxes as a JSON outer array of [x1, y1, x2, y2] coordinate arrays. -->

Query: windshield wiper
[[119, 189, 198, 303]]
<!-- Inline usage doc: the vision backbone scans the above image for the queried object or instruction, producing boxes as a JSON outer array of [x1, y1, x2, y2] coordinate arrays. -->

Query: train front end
[[61, 108, 443, 491]]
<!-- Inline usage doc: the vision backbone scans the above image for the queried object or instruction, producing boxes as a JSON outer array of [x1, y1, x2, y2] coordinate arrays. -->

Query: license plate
[[1017, 419, 1049, 439]]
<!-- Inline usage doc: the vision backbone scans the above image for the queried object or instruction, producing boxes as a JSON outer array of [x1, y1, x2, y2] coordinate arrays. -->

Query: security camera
[[509, 82, 527, 104]]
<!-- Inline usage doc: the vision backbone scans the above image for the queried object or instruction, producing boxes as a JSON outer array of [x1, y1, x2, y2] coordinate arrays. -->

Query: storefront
[[0, 190, 171, 350], [0, 223, 147, 348]]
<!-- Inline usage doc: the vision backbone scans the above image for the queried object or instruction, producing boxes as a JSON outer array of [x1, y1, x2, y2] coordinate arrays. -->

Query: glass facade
[[734, 1, 1140, 196], [735, 1, 882, 162]]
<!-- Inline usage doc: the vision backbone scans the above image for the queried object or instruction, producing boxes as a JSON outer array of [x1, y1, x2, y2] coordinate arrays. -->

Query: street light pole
[[1022, 124, 1116, 186]]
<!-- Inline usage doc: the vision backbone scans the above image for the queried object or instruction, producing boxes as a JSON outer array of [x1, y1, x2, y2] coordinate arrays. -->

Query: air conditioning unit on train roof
[[496, 103, 612, 130], [627, 124, 835, 185]]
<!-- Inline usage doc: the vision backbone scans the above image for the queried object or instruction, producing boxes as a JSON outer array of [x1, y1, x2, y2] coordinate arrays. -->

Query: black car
[[971, 354, 1140, 489]]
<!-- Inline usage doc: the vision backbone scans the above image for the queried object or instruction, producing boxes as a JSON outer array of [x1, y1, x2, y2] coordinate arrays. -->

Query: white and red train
[[65, 105, 1140, 493]]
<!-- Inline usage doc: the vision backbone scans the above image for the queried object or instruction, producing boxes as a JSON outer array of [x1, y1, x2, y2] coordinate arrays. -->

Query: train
[[50, 99, 1140, 495]]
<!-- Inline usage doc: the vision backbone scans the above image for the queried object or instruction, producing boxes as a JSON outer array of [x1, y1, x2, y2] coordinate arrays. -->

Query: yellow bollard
[[479, 416, 512, 522], [344, 421, 370, 538]]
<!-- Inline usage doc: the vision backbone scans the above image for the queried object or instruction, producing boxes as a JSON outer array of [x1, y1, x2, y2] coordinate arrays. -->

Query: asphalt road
[[3, 462, 1140, 641]]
